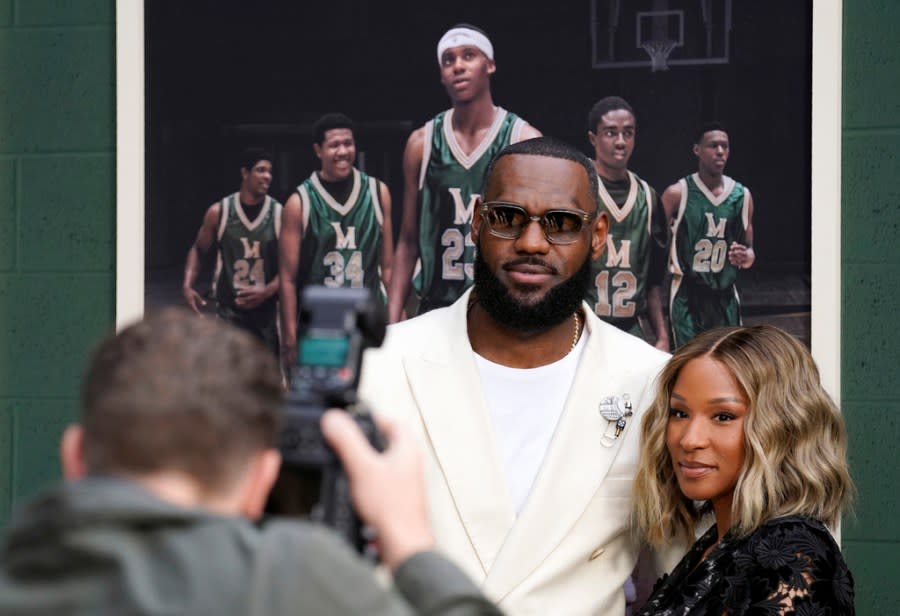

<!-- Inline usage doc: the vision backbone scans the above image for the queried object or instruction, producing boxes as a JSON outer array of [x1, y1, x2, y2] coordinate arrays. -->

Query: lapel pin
[[599, 394, 633, 440]]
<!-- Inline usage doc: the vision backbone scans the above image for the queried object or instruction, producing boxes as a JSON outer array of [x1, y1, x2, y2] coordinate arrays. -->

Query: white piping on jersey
[[273, 202, 282, 239], [668, 179, 689, 325], [370, 177, 384, 227], [297, 185, 312, 236], [212, 195, 232, 295], [442, 106, 508, 170], [309, 168, 362, 217], [669, 272, 682, 325], [509, 117, 527, 144], [597, 170, 639, 224], [216, 194, 233, 241], [691, 173, 736, 206], [235, 194, 273, 232], [741, 188, 751, 230], [644, 179, 653, 236], [668, 177, 690, 280], [418, 120, 434, 190]]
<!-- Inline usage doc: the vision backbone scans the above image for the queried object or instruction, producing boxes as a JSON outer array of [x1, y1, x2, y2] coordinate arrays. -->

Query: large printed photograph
[[144, 0, 812, 347]]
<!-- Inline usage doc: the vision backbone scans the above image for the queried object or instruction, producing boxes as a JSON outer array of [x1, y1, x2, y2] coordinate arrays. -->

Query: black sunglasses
[[480, 201, 596, 245]]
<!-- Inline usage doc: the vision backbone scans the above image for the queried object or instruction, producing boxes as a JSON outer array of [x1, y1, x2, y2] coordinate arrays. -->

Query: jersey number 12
[[594, 270, 637, 318]]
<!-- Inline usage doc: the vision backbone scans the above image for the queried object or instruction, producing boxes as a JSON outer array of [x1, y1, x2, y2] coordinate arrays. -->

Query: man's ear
[[486, 58, 496, 76], [313, 142, 323, 160], [591, 211, 609, 261], [60, 424, 88, 480], [692, 143, 700, 157], [587, 131, 597, 148], [239, 449, 281, 520]]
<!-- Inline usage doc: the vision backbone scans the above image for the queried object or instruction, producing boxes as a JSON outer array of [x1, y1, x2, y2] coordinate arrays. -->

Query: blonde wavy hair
[[633, 325, 854, 546]]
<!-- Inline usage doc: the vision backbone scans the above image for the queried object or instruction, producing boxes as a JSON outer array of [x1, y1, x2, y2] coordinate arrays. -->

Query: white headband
[[436, 27, 494, 64]]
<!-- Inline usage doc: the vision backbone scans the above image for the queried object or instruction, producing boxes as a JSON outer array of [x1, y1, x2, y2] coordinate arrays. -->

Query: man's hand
[[727, 242, 755, 269], [183, 286, 206, 314], [321, 410, 434, 572], [235, 284, 269, 309]]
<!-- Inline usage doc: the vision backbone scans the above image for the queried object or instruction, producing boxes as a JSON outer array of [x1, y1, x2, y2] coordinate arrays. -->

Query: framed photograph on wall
[[116, 0, 841, 395]]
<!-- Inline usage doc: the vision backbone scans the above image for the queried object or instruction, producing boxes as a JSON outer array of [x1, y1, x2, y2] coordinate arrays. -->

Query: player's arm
[[728, 189, 755, 269], [378, 180, 394, 289], [182, 202, 221, 314], [659, 182, 682, 224], [386, 127, 426, 323], [279, 192, 304, 372], [646, 187, 671, 351]]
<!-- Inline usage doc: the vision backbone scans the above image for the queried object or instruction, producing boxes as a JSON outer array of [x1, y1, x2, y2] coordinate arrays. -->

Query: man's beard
[[473, 247, 592, 335]]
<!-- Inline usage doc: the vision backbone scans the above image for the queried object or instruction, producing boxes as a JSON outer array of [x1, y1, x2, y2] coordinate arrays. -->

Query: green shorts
[[670, 279, 741, 348]]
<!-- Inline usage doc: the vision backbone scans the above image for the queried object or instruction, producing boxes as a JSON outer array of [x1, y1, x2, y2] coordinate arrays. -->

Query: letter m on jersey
[[704, 213, 727, 238], [330, 222, 358, 250], [605, 237, 631, 268], [448, 187, 478, 225], [240, 238, 261, 259]]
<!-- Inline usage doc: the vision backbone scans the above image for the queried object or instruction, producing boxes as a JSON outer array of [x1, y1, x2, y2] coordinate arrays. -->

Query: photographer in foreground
[[0, 309, 501, 615]]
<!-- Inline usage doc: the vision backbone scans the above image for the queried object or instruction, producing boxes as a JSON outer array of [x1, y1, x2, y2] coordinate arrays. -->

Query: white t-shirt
[[474, 330, 588, 514]]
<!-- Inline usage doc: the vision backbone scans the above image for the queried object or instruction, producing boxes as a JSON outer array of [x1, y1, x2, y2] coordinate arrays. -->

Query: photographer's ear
[[240, 449, 282, 520], [60, 424, 88, 480]]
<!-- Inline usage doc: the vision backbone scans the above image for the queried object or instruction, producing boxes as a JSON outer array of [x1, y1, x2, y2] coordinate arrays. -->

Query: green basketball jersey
[[297, 168, 385, 298], [214, 193, 282, 315], [415, 107, 528, 312], [586, 171, 662, 327], [670, 173, 750, 291]]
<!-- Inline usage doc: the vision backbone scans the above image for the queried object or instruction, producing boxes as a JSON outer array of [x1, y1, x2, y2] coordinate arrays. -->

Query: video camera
[[268, 286, 385, 556]]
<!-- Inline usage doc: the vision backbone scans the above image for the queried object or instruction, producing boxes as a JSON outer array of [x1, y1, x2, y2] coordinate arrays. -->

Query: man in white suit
[[361, 137, 680, 615]]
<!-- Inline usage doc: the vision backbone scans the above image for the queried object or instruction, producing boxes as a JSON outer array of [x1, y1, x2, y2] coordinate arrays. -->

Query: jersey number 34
[[324, 250, 364, 288]]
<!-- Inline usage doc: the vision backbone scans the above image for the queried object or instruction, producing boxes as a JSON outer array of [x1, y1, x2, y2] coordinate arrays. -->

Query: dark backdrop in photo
[[146, 0, 811, 339]]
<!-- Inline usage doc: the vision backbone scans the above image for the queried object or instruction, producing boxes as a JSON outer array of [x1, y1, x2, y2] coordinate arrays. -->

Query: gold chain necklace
[[571, 311, 581, 351]]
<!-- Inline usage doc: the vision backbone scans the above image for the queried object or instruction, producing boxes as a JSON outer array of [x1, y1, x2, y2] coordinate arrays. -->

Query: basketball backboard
[[591, 0, 731, 70]]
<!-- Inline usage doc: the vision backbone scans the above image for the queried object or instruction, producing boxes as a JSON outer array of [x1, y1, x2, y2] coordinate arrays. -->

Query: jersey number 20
[[692, 239, 728, 273]]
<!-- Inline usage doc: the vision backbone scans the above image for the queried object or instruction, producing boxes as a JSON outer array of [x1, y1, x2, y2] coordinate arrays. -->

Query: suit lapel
[[404, 293, 516, 575], [484, 308, 637, 600]]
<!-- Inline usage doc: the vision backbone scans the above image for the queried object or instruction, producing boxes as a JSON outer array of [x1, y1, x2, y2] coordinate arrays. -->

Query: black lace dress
[[637, 515, 854, 615]]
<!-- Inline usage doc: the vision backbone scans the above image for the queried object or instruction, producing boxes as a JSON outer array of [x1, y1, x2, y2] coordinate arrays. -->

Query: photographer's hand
[[321, 410, 434, 572]]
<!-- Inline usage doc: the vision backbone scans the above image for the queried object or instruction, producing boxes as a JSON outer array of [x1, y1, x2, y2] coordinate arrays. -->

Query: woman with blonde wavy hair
[[633, 325, 855, 615]]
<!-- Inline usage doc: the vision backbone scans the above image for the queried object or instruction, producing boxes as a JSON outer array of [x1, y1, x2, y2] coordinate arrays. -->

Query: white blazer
[[360, 289, 681, 615]]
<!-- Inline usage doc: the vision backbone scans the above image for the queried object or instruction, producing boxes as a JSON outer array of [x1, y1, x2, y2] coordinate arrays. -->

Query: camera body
[[273, 286, 385, 555]]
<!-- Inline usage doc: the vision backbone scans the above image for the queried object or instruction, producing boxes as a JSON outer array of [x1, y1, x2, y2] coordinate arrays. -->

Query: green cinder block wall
[[0, 0, 116, 521], [841, 2, 900, 614], [0, 1, 897, 614]]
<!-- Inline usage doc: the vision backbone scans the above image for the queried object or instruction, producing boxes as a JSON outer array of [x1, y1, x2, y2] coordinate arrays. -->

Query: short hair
[[79, 309, 283, 498], [239, 147, 273, 172], [694, 121, 728, 144], [312, 113, 355, 145], [483, 137, 601, 212], [587, 96, 635, 133], [633, 325, 854, 547]]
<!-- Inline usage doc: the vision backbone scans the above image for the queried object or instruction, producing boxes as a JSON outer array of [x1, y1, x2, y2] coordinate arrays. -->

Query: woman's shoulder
[[727, 515, 855, 614], [743, 515, 839, 554]]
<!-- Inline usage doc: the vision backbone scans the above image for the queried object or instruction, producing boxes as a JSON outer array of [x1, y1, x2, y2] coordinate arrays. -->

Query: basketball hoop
[[641, 39, 677, 72]]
